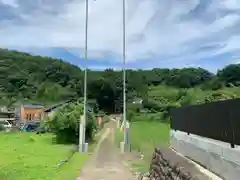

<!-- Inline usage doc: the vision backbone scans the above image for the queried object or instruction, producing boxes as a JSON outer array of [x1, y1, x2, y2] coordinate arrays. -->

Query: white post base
[[120, 141, 125, 153], [84, 143, 88, 153], [117, 119, 120, 128], [79, 143, 88, 153]]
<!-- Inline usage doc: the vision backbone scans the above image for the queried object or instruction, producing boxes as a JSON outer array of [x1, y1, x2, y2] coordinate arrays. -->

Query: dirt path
[[76, 121, 136, 180]]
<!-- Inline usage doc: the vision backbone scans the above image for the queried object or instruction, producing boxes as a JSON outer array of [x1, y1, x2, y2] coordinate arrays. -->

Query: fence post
[[229, 111, 235, 148]]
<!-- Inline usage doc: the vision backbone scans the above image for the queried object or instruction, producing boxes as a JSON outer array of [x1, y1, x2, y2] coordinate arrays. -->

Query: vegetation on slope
[[1, 48, 240, 113], [0, 49, 84, 106]]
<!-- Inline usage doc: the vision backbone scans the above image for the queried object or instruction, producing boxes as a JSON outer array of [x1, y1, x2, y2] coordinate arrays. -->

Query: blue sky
[[0, 0, 240, 72]]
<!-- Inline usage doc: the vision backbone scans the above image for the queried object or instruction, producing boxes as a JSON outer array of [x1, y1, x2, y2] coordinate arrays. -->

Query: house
[[20, 104, 45, 121]]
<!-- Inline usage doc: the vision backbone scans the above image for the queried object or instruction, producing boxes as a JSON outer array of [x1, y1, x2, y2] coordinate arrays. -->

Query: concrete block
[[120, 141, 124, 153], [208, 151, 225, 178], [222, 146, 240, 165], [219, 157, 240, 180], [84, 143, 88, 153], [170, 129, 240, 180], [117, 120, 120, 128]]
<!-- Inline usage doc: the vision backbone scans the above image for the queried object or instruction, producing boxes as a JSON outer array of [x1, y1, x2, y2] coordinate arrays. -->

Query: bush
[[126, 103, 140, 121], [176, 89, 188, 101], [47, 102, 97, 144], [96, 110, 105, 117], [142, 99, 162, 112], [127, 110, 136, 122], [0, 124, 5, 131], [179, 94, 193, 106], [203, 92, 234, 103], [201, 78, 223, 90], [36, 121, 51, 134]]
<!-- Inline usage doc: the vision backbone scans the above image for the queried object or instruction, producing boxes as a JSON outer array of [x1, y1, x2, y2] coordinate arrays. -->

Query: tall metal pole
[[122, 0, 128, 152], [83, 0, 89, 150], [79, 0, 89, 153]]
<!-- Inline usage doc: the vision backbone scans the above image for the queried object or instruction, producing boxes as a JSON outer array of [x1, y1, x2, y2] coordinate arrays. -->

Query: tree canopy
[[1, 48, 240, 112]]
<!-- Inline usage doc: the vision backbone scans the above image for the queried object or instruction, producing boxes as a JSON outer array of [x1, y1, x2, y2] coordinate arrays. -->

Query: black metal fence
[[170, 98, 240, 146]]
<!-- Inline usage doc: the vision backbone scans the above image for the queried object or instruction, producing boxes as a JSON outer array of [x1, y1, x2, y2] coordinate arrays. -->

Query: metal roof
[[44, 99, 74, 113], [23, 104, 44, 108]]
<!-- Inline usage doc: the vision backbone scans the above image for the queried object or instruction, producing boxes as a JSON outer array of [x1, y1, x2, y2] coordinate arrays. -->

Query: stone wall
[[149, 147, 193, 180], [138, 147, 211, 180]]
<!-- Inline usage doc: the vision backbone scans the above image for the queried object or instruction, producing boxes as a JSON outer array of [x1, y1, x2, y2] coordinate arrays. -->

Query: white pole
[[80, 0, 89, 153], [122, 0, 128, 152], [83, 0, 89, 152], [79, 115, 84, 152]]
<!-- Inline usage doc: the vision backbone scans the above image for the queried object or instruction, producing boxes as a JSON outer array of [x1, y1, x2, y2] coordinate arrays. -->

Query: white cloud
[[0, 0, 240, 65], [220, 0, 240, 9], [0, 0, 18, 8], [87, 64, 122, 71]]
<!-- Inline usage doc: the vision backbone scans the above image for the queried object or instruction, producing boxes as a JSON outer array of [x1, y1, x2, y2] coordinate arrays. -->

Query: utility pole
[[122, 0, 130, 153], [79, 0, 89, 153]]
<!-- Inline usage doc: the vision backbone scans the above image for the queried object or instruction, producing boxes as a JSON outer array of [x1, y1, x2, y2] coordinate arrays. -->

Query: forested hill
[[0, 48, 84, 105], [0, 48, 240, 110]]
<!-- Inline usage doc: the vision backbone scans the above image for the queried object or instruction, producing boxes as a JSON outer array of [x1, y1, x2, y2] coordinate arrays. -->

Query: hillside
[[0, 49, 85, 106], [0, 48, 240, 112]]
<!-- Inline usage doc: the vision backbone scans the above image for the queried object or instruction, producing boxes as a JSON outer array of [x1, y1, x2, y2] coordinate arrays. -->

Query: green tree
[[47, 102, 97, 144], [217, 64, 240, 86]]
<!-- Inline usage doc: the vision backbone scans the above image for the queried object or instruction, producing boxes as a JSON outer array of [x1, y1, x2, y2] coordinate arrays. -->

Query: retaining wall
[[170, 130, 240, 180], [138, 147, 211, 180]]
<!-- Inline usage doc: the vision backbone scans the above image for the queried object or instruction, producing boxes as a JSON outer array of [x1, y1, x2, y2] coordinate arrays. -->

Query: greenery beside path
[[0, 133, 88, 180], [0, 102, 109, 180], [116, 117, 170, 172]]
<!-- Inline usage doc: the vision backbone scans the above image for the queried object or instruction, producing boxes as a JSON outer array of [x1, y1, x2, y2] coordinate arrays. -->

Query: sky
[[0, 0, 240, 72]]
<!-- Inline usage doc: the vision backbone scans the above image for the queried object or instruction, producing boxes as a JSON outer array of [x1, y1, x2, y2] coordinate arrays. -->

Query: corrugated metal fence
[[170, 98, 240, 146]]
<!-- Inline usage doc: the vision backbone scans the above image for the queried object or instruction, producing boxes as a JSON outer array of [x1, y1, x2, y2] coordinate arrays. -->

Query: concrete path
[[76, 121, 136, 180]]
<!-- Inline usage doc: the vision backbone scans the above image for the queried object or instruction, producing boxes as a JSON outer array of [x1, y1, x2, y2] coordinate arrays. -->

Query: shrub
[[176, 89, 188, 101], [142, 99, 162, 112], [203, 92, 235, 103], [36, 121, 52, 134], [0, 124, 5, 131], [179, 94, 193, 106], [47, 102, 97, 144], [96, 110, 105, 117], [127, 110, 136, 122], [201, 78, 223, 90], [126, 103, 140, 121]]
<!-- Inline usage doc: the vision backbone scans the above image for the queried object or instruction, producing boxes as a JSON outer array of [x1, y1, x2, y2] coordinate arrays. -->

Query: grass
[[116, 120, 170, 172], [0, 132, 89, 180], [116, 85, 240, 172], [148, 85, 240, 104]]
